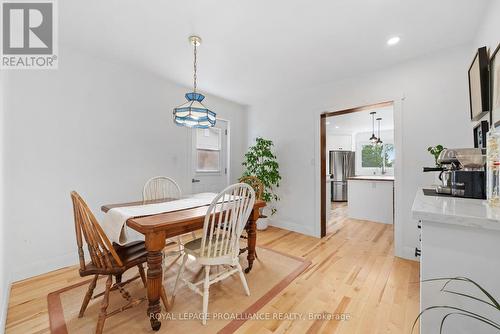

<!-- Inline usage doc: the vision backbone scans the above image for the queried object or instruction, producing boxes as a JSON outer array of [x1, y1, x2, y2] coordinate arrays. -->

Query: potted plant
[[428, 145, 445, 167], [413, 276, 500, 333], [241, 137, 281, 230]]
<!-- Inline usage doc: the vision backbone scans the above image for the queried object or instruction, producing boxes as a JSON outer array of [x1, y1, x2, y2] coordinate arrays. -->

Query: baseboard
[[269, 219, 316, 237], [0, 278, 11, 333], [10, 251, 77, 283], [398, 246, 420, 262], [328, 221, 344, 234]]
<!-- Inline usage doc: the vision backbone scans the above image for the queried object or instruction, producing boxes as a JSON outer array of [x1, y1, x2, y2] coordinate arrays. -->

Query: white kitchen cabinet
[[347, 177, 394, 224], [327, 135, 352, 151], [412, 189, 500, 333]]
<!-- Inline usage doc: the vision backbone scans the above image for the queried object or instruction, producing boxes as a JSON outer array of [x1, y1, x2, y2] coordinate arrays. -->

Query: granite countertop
[[348, 175, 395, 181], [411, 188, 500, 231]]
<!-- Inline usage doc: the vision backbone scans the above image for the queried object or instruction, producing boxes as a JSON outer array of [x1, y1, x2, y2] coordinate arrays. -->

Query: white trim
[[313, 110, 321, 238], [269, 218, 316, 236], [314, 97, 405, 257], [393, 98, 405, 259], [402, 246, 417, 260], [0, 277, 11, 333], [221, 118, 231, 186]]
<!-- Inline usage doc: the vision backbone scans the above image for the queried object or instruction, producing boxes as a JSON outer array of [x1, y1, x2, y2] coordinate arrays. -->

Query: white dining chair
[[172, 183, 255, 325], [143, 176, 197, 252]]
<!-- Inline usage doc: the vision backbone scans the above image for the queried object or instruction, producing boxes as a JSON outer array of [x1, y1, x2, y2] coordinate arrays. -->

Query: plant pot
[[257, 215, 270, 230]]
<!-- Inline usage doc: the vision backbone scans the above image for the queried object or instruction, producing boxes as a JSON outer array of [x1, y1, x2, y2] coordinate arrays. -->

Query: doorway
[[320, 101, 395, 237], [190, 119, 229, 193]]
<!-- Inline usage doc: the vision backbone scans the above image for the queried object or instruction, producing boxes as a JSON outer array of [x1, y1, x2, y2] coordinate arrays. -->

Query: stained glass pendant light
[[173, 36, 216, 128], [369, 111, 378, 144], [376, 117, 383, 145]]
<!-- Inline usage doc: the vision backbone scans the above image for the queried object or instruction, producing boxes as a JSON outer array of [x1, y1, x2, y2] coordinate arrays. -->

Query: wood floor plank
[[5, 203, 420, 334]]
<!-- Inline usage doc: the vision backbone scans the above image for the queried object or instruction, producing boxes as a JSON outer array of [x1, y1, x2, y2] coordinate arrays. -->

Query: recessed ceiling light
[[335, 126, 339, 129], [326, 121, 330, 125], [387, 36, 400, 46]]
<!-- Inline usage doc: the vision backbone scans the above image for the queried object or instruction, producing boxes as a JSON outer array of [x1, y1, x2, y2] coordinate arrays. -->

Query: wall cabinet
[[326, 135, 352, 151]]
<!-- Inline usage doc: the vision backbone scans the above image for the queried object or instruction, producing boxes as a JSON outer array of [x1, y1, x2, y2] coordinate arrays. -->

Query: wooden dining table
[[101, 197, 266, 331]]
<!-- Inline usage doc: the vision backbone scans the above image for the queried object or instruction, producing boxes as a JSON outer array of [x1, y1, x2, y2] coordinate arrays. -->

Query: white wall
[[474, 0, 500, 62], [354, 130, 394, 176], [0, 71, 8, 331], [472, 0, 500, 129], [248, 44, 473, 258], [2, 46, 248, 282]]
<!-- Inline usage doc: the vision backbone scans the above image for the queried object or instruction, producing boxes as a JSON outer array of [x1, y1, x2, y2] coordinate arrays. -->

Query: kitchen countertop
[[347, 175, 395, 181], [411, 187, 500, 231]]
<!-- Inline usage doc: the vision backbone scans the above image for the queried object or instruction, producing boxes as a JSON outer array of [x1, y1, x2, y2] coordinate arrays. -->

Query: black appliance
[[451, 170, 486, 199]]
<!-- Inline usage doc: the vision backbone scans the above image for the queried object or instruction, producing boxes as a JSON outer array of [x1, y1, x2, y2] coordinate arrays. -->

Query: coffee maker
[[434, 148, 486, 199], [434, 149, 458, 195]]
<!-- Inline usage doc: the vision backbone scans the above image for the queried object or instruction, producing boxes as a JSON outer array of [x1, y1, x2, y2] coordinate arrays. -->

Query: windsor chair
[[143, 176, 197, 254], [71, 191, 169, 334], [172, 183, 256, 325]]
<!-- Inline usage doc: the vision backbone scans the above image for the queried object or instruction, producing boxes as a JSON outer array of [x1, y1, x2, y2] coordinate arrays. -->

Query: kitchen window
[[361, 143, 395, 168]]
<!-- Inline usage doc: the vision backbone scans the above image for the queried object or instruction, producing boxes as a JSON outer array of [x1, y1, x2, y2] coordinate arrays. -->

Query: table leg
[[245, 208, 259, 273], [145, 232, 166, 331]]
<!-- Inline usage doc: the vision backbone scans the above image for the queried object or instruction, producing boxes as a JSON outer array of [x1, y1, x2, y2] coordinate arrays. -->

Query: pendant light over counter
[[369, 111, 378, 144], [376, 117, 383, 146], [173, 36, 216, 128]]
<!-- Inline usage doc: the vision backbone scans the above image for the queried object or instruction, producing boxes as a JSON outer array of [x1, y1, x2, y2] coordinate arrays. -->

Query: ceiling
[[326, 106, 394, 135], [60, 0, 491, 105]]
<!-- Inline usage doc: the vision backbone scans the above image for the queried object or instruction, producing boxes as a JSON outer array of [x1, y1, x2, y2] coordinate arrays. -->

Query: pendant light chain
[[193, 42, 197, 92], [173, 35, 216, 129]]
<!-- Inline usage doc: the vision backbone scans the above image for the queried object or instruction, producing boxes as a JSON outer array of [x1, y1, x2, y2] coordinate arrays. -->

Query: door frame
[[320, 101, 395, 237]]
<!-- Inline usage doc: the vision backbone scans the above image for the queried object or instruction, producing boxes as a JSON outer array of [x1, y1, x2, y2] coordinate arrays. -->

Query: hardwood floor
[[327, 202, 349, 234], [5, 212, 419, 334]]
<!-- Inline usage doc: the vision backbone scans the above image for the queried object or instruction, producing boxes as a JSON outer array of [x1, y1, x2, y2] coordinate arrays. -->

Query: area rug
[[48, 247, 310, 334]]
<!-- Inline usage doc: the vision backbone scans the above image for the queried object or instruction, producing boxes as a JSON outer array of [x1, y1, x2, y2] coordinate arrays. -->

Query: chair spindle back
[[143, 176, 181, 202], [71, 191, 123, 271], [200, 183, 255, 259]]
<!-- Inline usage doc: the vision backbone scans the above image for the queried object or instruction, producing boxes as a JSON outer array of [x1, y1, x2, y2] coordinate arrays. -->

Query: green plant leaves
[[241, 137, 281, 213], [412, 277, 500, 333], [427, 145, 445, 166]]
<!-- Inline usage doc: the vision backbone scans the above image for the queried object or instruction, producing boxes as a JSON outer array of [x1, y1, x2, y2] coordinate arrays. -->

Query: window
[[197, 150, 220, 172], [195, 128, 221, 172], [384, 144, 395, 167], [361, 144, 395, 168]]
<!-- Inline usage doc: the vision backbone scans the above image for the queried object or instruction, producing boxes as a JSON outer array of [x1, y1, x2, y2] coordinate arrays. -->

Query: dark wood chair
[[238, 176, 264, 256], [239, 176, 264, 200], [71, 191, 169, 334]]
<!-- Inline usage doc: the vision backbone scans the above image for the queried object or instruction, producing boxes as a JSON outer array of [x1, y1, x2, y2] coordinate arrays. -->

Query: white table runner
[[102, 193, 217, 245]]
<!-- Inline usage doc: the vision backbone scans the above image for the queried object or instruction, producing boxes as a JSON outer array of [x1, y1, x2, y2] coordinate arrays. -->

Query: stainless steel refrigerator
[[329, 150, 355, 202]]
